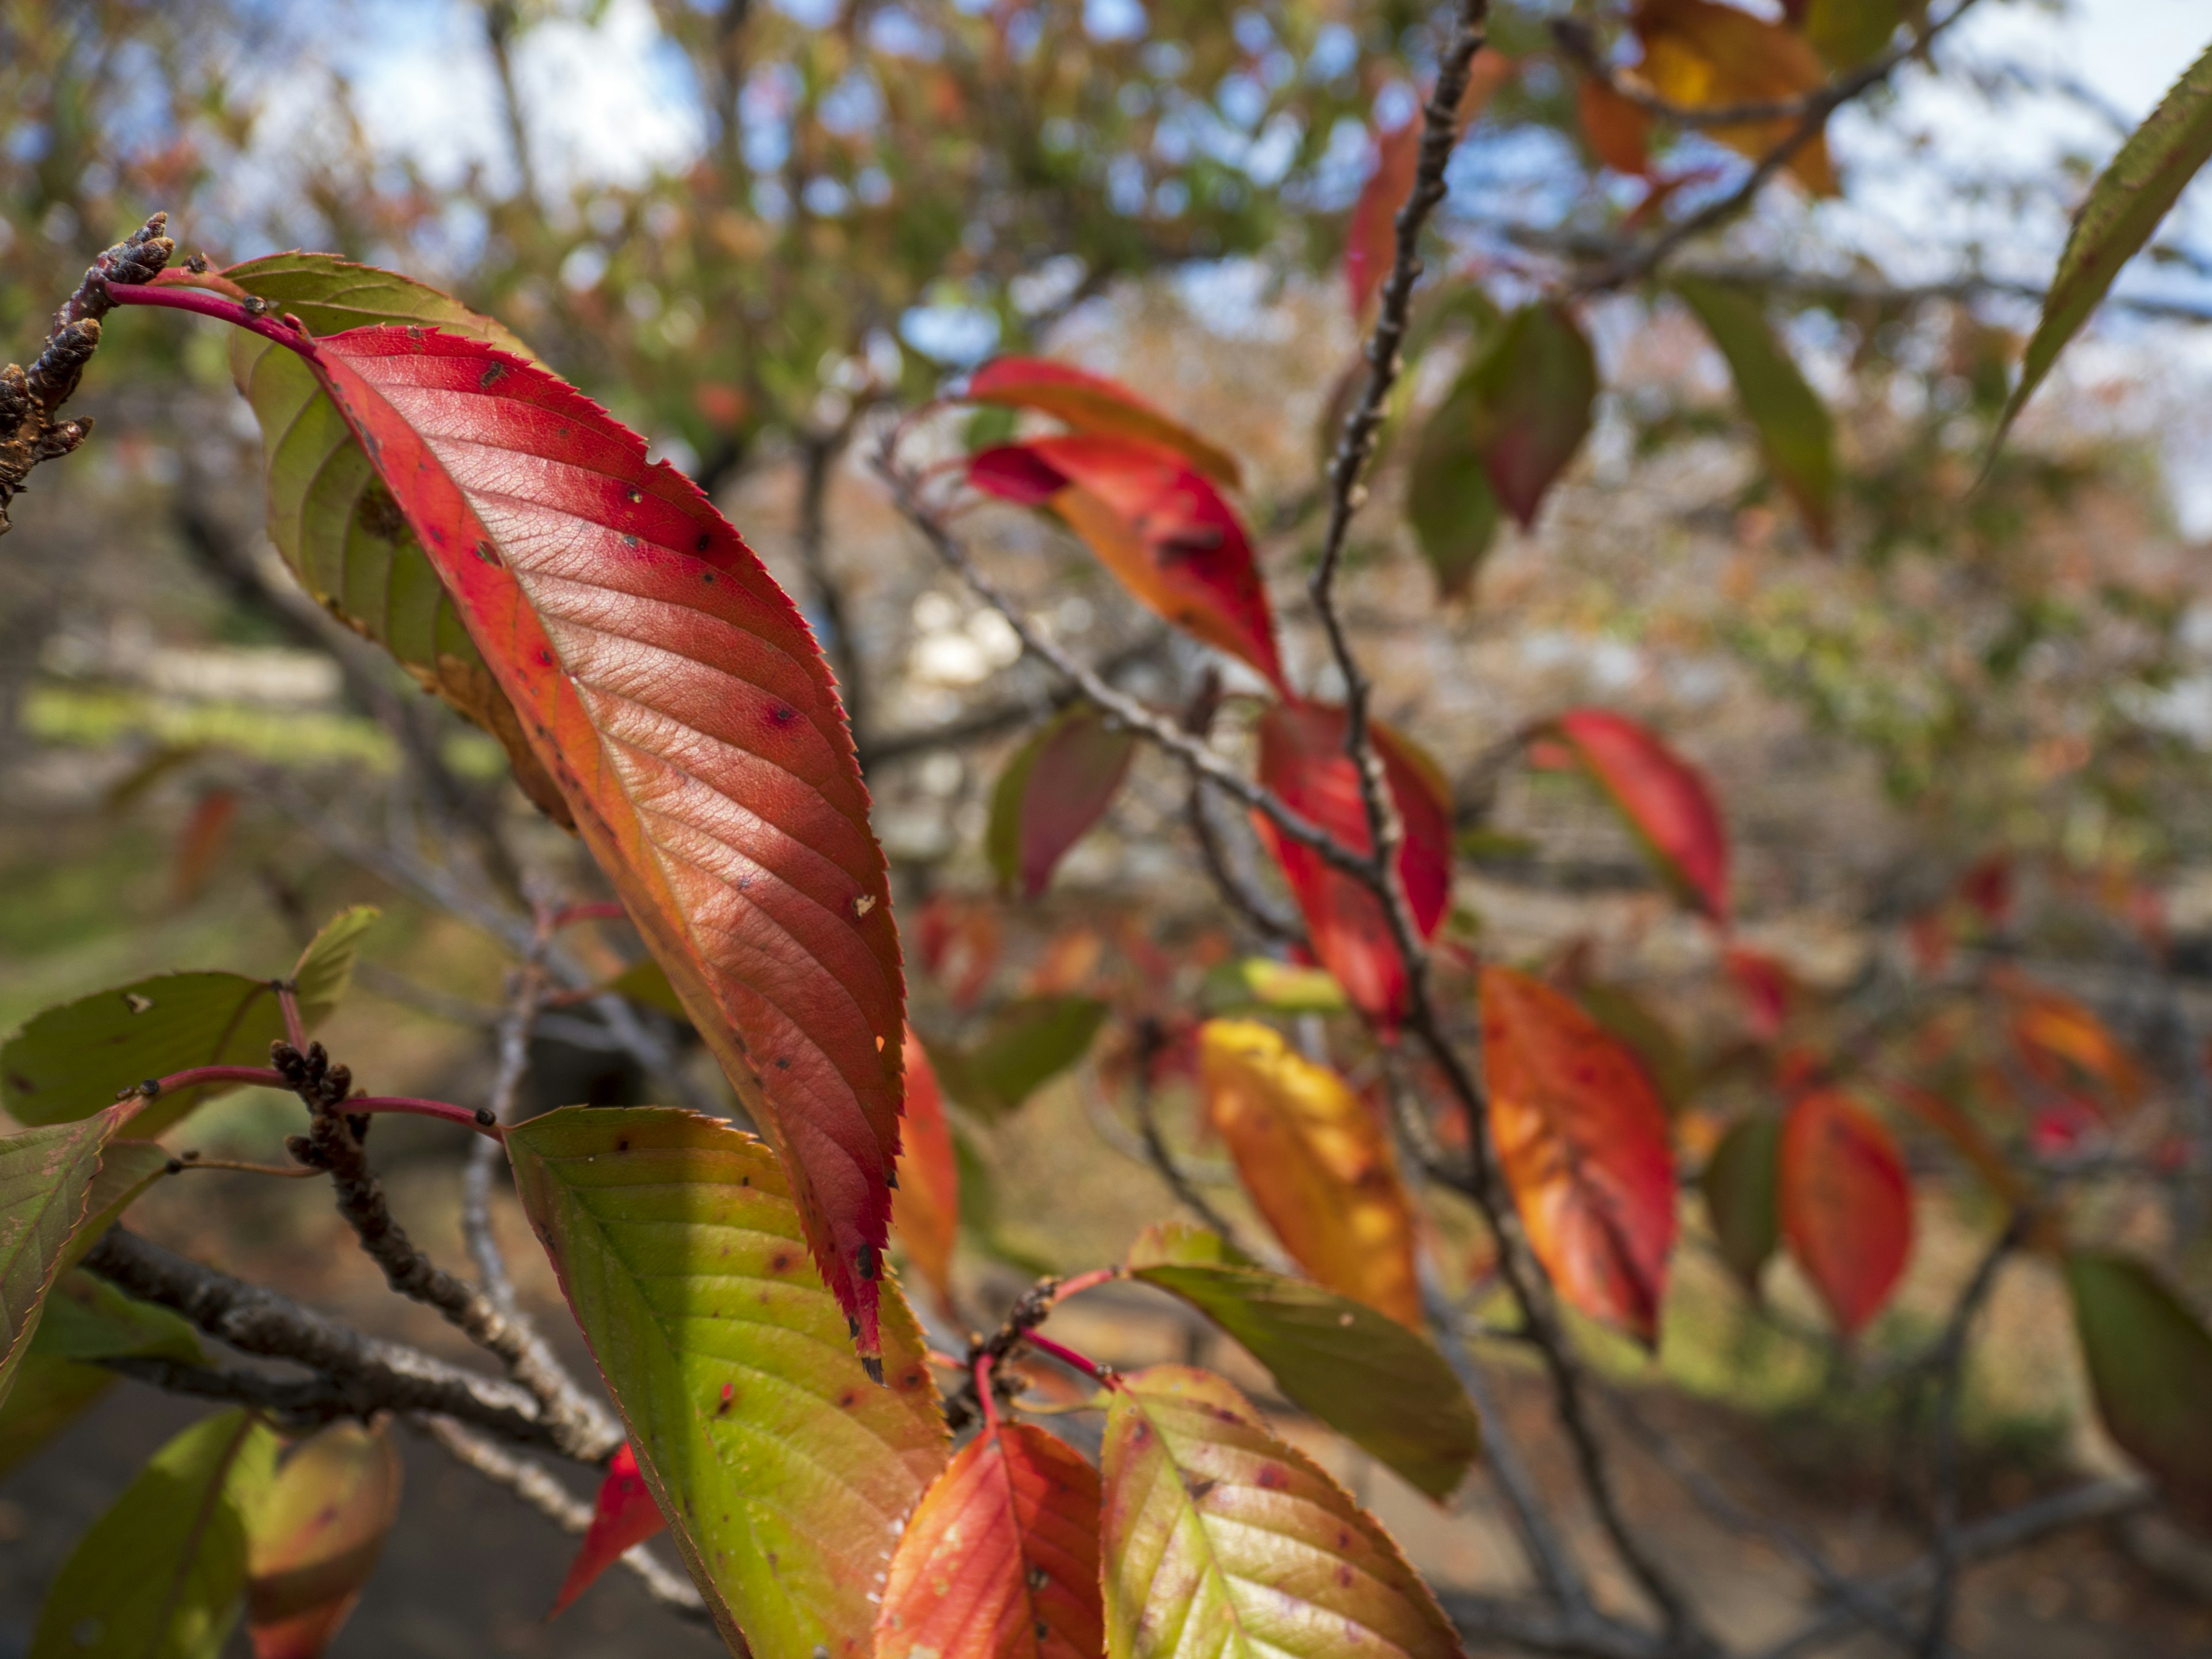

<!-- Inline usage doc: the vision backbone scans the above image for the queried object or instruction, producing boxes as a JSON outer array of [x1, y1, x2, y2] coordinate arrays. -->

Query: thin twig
[[465, 952, 551, 1318], [1128, 1020, 1259, 1255]]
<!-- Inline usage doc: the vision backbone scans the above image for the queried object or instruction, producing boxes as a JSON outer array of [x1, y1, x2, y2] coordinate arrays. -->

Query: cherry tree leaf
[[1634, 0, 1838, 195], [1451, 303, 1597, 528], [891, 1028, 960, 1316], [876, 1420, 1103, 1659], [1803, 0, 1902, 69], [987, 706, 1137, 899], [1673, 278, 1836, 545], [927, 997, 1107, 1123], [1578, 77, 1654, 176], [1, 1105, 132, 1411], [504, 1107, 946, 1659], [246, 1421, 403, 1659], [1251, 703, 1452, 1027], [2065, 1252, 2212, 1530], [1405, 378, 1503, 600], [1197, 1020, 1422, 1328], [286, 322, 904, 1361], [968, 437, 1284, 690], [0, 1357, 113, 1478], [548, 1441, 668, 1620], [206, 256, 570, 819], [1100, 1365, 1459, 1659], [1550, 709, 1731, 925], [967, 356, 1241, 489], [31, 1408, 278, 1659], [1779, 1090, 1912, 1338], [1998, 44, 2212, 448], [1126, 1222, 1480, 1501], [1478, 967, 1679, 1346], [1700, 1115, 1779, 1291], [1, 1266, 200, 1476]]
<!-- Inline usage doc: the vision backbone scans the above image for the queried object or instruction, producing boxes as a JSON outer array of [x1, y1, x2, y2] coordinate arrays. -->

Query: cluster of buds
[[272, 1038, 369, 1166]]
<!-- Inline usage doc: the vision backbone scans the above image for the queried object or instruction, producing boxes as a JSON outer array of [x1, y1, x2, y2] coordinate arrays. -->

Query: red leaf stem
[[343, 1096, 505, 1139], [975, 1351, 1002, 1431], [1022, 1332, 1107, 1381], [101, 278, 318, 355]]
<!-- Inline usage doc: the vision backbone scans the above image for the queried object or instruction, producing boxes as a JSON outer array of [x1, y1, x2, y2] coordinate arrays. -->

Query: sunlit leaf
[[1199, 959, 1349, 1018], [2065, 1251, 2212, 1529], [928, 997, 1107, 1123], [877, 1421, 1103, 1659], [1099, 1366, 1459, 1659], [1452, 302, 1597, 528], [1779, 1090, 1912, 1337], [1, 1106, 130, 1411], [505, 1108, 947, 1659], [1251, 703, 1451, 1027], [967, 356, 1241, 489], [1673, 278, 1836, 544], [1701, 1115, 1779, 1290], [1550, 709, 1731, 925], [246, 1422, 403, 1659], [30, 1408, 278, 1659], [209, 256, 572, 820], [969, 437, 1284, 690], [1997, 43, 2212, 448], [1197, 1020, 1421, 1328], [891, 1029, 960, 1315], [987, 706, 1137, 899], [1127, 1222, 1479, 1501], [294, 320, 906, 1362], [1478, 967, 1678, 1346], [547, 1441, 666, 1620], [1634, 0, 1838, 195], [1998, 971, 2148, 1108]]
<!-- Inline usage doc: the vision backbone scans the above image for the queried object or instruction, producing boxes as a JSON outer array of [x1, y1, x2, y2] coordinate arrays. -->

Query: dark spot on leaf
[[122, 993, 153, 1014], [696, 532, 711, 552], [770, 706, 796, 726], [626, 488, 643, 504], [1256, 1463, 1287, 1490], [1336, 1565, 1355, 1588], [702, 570, 717, 584], [406, 324, 423, 342], [774, 1056, 790, 1071], [357, 480, 407, 541], [623, 535, 641, 548], [478, 361, 507, 389], [1181, 1473, 1218, 1503], [838, 1389, 857, 1408], [1035, 1624, 1050, 1643], [615, 1137, 628, 1151], [537, 647, 555, 666], [768, 1251, 793, 1272], [475, 540, 499, 566]]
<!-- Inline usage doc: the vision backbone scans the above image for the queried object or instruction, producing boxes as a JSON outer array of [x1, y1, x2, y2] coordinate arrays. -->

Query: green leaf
[[30, 1407, 278, 1659], [1702, 1115, 1781, 1291], [61, 1141, 175, 1274], [1406, 379, 1503, 600], [1460, 302, 1598, 529], [290, 905, 377, 1027], [986, 705, 1136, 898], [1804, 0, 1903, 68], [1673, 278, 1836, 544], [1126, 1226, 1480, 1501], [1199, 958, 1350, 1017], [0, 1356, 113, 1477], [33, 1270, 204, 1366], [221, 255, 569, 823], [3, 972, 279, 1136], [927, 997, 1107, 1122], [2065, 1251, 2212, 1529], [1997, 44, 2212, 450], [504, 1107, 948, 1659], [1100, 1366, 1460, 1659], [1, 1107, 127, 1410]]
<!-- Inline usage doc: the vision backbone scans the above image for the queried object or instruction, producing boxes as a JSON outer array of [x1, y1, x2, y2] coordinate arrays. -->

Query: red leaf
[[171, 786, 238, 906], [1957, 853, 2013, 925], [1577, 77, 1653, 176], [892, 1027, 960, 1316], [549, 1443, 667, 1619], [1251, 703, 1452, 1027], [876, 1421, 1103, 1659], [1461, 303, 1597, 527], [969, 437, 1283, 690], [1552, 709, 1730, 925], [987, 705, 1137, 899], [1722, 946, 1791, 1040], [1779, 1090, 1912, 1337], [967, 356, 1241, 489], [1478, 965, 1679, 1346], [301, 324, 904, 1362]]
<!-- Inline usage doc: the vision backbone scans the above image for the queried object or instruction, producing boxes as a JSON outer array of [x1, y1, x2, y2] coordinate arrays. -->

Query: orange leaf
[[302, 323, 905, 1364], [1198, 1019, 1422, 1327], [246, 1422, 403, 1659], [1251, 703, 1452, 1027], [1779, 1090, 1912, 1336], [876, 1421, 1102, 1659], [171, 786, 238, 906], [549, 1442, 668, 1619], [1634, 0, 1838, 195], [966, 356, 1241, 489], [1552, 709, 1730, 925], [1998, 972, 2148, 1108], [892, 1028, 960, 1316], [1478, 966, 1679, 1346], [969, 436, 1284, 691], [1578, 77, 1654, 176]]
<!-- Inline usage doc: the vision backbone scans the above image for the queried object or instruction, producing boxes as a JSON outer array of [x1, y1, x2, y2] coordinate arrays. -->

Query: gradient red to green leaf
[[876, 1421, 1103, 1659], [1478, 966, 1678, 1345], [304, 324, 904, 1359], [968, 437, 1283, 690], [550, 1442, 668, 1619], [1779, 1090, 1912, 1337], [1253, 704, 1452, 1025], [1554, 709, 1730, 925], [965, 357, 1241, 488]]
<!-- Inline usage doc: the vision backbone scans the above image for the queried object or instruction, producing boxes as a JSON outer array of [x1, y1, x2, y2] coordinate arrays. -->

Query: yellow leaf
[[1635, 0, 1838, 196], [1197, 1020, 1422, 1328]]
